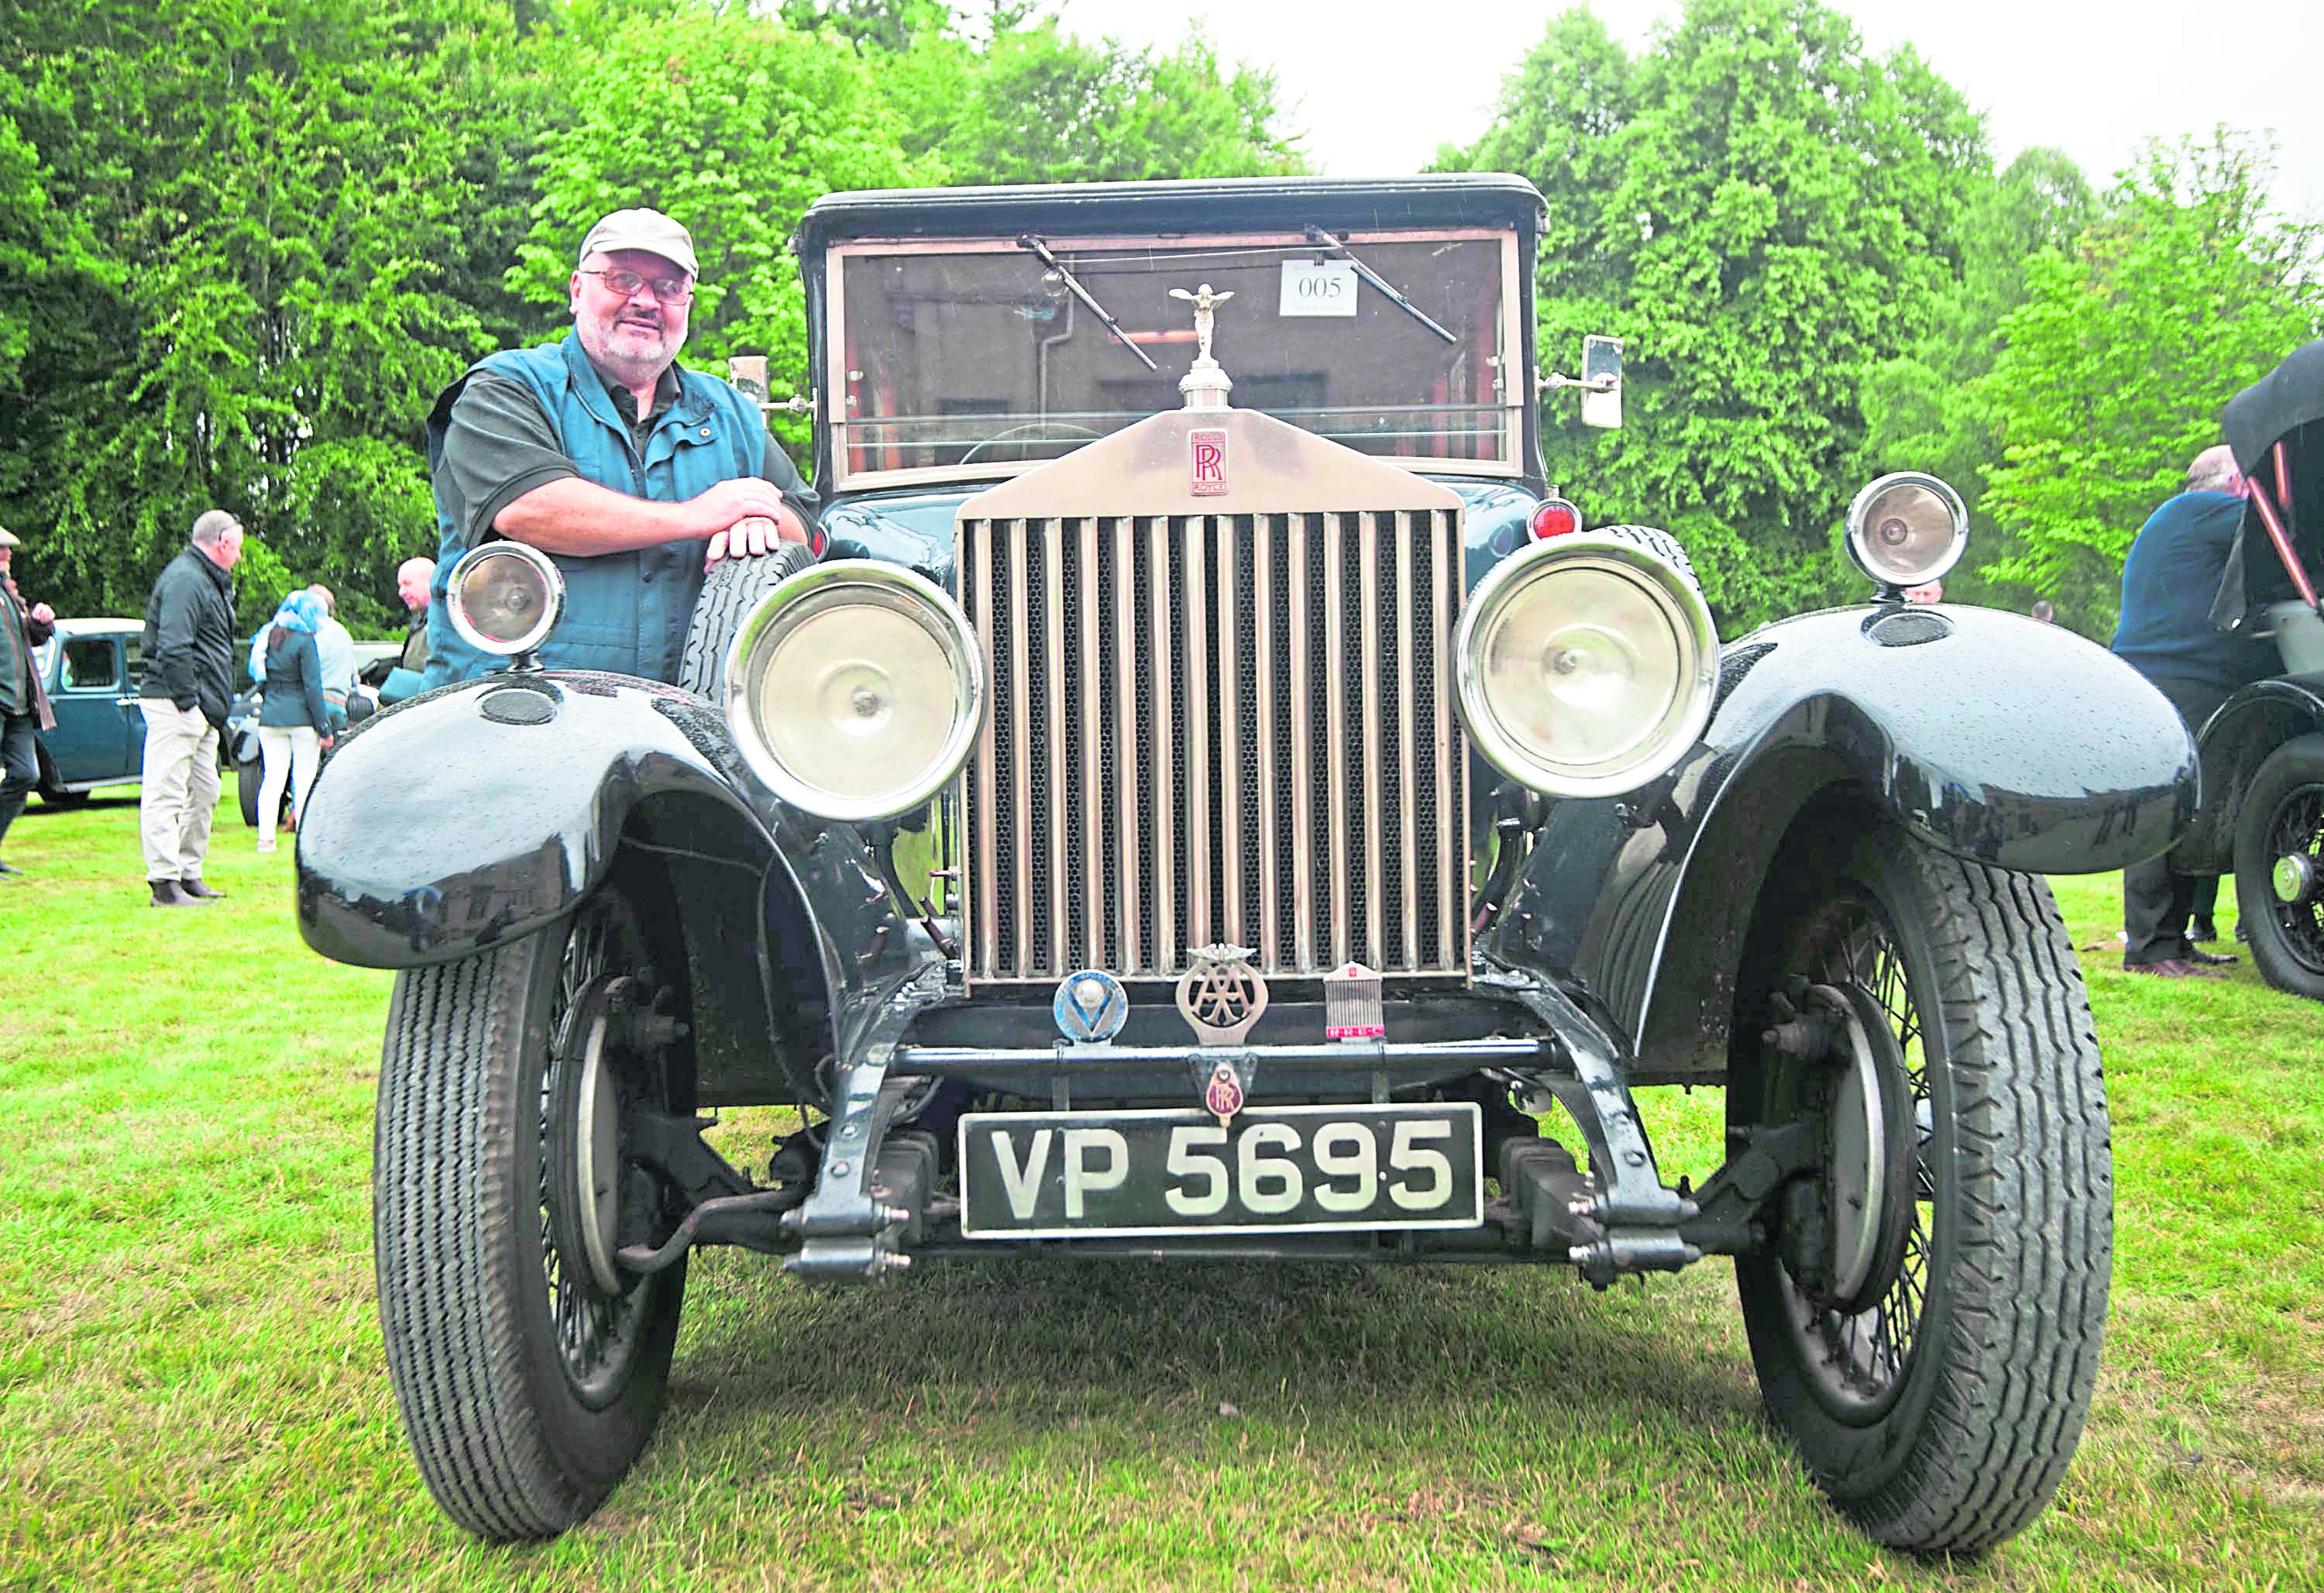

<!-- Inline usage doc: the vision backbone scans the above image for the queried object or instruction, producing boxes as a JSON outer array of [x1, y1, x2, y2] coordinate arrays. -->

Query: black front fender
[[294, 673, 779, 967], [1485, 604, 2198, 1082]]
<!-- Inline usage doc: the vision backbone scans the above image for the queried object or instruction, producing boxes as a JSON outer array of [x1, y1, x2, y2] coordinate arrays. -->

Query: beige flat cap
[[578, 208, 698, 277]]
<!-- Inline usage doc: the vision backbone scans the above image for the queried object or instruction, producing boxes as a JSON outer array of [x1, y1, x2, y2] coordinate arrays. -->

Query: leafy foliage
[[1448, 0, 1986, 632], [1979, 132, 2324, 635], [884, 16, 1304, 186], [0, 0, 1304, 629], [1858, 148, 2095, 620]]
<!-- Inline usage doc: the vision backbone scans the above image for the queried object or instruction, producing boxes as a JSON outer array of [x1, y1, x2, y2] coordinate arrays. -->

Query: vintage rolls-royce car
[[297, 176, 2197, 1552]]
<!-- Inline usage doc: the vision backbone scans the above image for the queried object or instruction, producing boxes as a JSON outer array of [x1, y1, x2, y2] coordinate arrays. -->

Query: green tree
[[1, 0, 519, 635], [508, 0, 930, 464], [892, 18, 1305, 186], [1445, 0, 1985, 631], [1858, 147, 2095, 618], [1981, 131, 2323, 634]]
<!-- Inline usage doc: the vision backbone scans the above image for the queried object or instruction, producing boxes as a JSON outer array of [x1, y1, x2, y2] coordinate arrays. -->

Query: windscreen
[[832, 232, 1514, 485]]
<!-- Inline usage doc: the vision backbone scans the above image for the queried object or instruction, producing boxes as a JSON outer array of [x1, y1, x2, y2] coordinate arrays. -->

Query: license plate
[[957, 1103, 1483, 1239]]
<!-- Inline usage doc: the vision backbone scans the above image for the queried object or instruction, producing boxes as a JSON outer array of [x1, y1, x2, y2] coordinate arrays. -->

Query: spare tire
[[679, 542, 819, 702]]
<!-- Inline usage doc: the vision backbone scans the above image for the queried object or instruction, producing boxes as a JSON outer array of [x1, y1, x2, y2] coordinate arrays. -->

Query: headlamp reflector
[[1845, 473, 1968, 589], [725, 561, 984, 823], [1455, 532, 1717, 798], [445, 542, 565, 657]]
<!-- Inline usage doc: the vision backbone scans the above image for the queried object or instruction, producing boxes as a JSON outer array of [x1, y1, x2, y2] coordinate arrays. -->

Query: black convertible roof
[[2224, 338, 2324, 474], [796, 174, 1545, 247]]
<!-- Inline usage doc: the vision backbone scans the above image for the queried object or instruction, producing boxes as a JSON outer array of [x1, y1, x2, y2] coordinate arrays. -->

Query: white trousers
[[139, 700, 220, 881], [256, 724, 322, 846]]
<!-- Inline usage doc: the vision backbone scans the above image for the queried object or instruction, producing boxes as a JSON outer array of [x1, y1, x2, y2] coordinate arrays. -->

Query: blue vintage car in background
[[29, 617, 146, 805]]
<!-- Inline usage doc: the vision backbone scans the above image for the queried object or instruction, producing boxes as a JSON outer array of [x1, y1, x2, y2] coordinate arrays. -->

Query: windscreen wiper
[[1303, 225, 1458, 345], [1016, 234, 1158, 372]]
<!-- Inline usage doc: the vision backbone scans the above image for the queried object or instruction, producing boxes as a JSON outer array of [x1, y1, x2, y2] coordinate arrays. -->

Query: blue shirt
[[2110, 490, 2278, 693], [312, 617, 355, 698]]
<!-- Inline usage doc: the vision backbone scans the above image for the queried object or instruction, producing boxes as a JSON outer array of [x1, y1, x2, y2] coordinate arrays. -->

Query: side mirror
[[725, 353, 814, 418], [1580, 335, 1623, 431]]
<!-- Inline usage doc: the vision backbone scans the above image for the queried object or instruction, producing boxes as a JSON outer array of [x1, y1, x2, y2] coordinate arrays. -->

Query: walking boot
[[178, 876, 225, 901], [149, 879, 193, 907]]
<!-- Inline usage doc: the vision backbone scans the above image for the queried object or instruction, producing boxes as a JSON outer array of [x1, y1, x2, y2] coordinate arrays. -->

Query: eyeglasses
[[580, 268, 694, 305]]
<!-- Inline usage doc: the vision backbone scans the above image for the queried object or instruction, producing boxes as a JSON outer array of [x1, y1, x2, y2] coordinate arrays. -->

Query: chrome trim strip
[[971, 518, 997, 982], [1009, 519, 1033, 979], [1325, 512, 1349, 968], [1219, 516, 1243, 947], [899, 1038, 1541, 1070], [1434, 511, 1457, 965], [1360, 514, 1383, 968], [1396, 511, 1417, 970], [1115, 514, 1140, 973], [1150, 521, 1176, 972], [1044, 514, 1067, 975], [1289, 514, 1313, 969], [1080, 514, 1104, 967], [1184, 516, 1212, 949], [1254, 513, 1277, 967]]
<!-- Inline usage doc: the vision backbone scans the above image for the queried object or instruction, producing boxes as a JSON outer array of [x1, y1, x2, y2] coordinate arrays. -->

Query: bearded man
[[422, 208, 814, 684]]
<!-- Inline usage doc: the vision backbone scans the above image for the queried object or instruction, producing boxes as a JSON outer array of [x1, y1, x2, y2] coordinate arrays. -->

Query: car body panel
[[32, 618, 146, 793], [293, 669, 925, 1106], [1485, 602, 2197, 1081], [2173, 671, 2324, 874]]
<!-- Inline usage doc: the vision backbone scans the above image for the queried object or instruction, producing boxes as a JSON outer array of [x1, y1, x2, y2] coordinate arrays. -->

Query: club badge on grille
[[1203, 1058, 1248, 1127], [1053, 969, 1129, 1044], [1324, 962, 1386, 1040], [1174, 943, 1269, 1046]]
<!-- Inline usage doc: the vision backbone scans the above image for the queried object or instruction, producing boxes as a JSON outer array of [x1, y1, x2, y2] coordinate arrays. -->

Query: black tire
[[2232, 733, 2324, 1000], [1593, 522, 1700, 587], [679, 542, 818, 702], [374, 884, 689, 1540], [1731, 821, 2111, 1552], [236, 756, 262, 828]]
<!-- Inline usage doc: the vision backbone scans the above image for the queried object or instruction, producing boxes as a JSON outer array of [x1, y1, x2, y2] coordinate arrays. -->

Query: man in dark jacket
[[138, 508, 244, 906], [0, 525, 58, 878], [2112, 446, 2280, 975]]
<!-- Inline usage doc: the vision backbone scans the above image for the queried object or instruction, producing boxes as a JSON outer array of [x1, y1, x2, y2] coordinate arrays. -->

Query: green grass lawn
[[2, 793, 2319, 1591]]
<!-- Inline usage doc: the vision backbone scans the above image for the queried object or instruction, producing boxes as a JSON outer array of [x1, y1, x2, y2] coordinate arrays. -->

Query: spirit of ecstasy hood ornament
[[1169, 283, 1235, 411]]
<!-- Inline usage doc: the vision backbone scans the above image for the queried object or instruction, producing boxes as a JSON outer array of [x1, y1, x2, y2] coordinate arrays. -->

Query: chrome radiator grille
[[957, 511, 1470, 985]]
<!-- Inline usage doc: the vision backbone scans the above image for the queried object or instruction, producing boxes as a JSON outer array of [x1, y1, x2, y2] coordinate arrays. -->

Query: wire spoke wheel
[[537, 909, 656, 1406], [2234, 735, 2324, 1000], [375, 874, 693, 1540], [2262, 782, 2324, 973], [1772, 907, 1930, 1417], [1731, 817, 2110, 1552]]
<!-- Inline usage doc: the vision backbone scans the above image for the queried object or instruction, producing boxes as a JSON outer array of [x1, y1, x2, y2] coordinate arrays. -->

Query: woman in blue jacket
[[255, 590, 334, 854]]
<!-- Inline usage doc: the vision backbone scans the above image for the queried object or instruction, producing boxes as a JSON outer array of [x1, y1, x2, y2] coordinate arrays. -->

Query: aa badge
[[1174, 943, 1268, 1047]]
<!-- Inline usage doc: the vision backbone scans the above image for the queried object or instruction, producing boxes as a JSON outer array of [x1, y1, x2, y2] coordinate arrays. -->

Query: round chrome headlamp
[[1845, 473, 1968, 589], [1454, 531, 1718, 798], [445, 541, 564, 656], [724, 560, 985, 823]]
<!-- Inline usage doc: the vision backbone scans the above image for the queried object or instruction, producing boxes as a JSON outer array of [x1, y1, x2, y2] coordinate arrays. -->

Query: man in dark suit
[[2112, 446, 2279, 975]]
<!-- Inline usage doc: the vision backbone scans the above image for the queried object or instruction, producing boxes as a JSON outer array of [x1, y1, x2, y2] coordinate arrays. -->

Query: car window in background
[[61, 638, 119, 690]]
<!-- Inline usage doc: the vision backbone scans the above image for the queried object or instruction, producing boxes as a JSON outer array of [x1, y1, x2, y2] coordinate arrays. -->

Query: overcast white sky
[[1054, 0, 2324, 220]]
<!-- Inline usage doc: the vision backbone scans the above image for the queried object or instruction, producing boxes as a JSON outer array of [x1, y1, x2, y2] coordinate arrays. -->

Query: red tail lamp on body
[[1529, 497, 1583, 540]]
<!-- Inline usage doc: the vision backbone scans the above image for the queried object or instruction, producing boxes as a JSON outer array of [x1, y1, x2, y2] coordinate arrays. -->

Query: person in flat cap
[[421, 206, 816, 685], [0, 525, 59, 878]]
